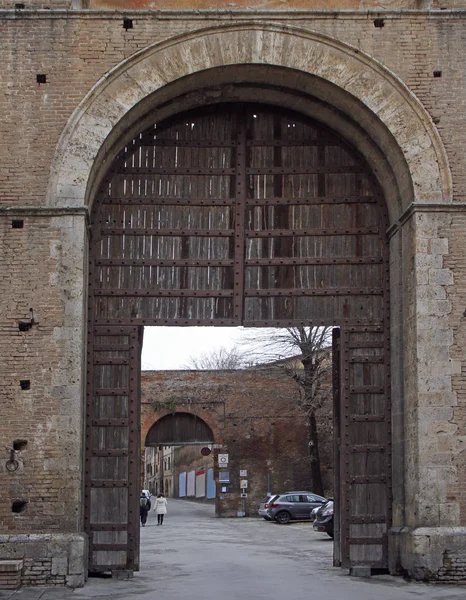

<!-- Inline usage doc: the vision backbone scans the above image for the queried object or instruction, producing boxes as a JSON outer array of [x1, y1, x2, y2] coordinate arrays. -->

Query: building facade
[[141, 368, 322, 515], [1, 0, 466, 587]]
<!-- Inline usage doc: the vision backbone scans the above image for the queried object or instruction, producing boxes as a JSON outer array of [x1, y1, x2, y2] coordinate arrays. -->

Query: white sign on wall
[[240, 480, 248, 489], [218, 454, 229, 466], [239, 470, 247, 477]]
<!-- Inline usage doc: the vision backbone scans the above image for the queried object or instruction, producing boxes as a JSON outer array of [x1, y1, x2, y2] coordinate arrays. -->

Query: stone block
[[439, 503, 461, 527], [415, 253, 443, 268], [65, 574, 85, 588], [418, 375, 452, 394], [429, 268, 454, 286], [0, 560, 23, 573], [394, 526, 466, 580], [450, 360, 462, 375], [51, 556, 68, 576], [429, 238, 449, 255]]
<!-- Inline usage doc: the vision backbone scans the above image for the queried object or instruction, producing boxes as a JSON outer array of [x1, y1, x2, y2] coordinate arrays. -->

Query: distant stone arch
[[145, 412, 215, 446]]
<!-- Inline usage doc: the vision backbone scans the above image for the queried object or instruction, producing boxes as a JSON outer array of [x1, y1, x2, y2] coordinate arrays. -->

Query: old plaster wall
[[0, 7, 465, 585]]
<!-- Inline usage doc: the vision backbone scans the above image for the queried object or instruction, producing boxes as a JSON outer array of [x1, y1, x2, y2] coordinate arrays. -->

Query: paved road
[[1, 500, 465, 600]]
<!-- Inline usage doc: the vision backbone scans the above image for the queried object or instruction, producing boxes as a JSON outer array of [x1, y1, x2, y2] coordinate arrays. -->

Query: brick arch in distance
[[141, 408, 224, 449], [47, 22, 452, 224]]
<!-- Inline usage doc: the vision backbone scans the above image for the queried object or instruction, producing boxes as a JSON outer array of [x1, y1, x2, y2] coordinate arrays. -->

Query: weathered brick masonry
[[140, 369, 332, 517], [0, 0, 465, 586]]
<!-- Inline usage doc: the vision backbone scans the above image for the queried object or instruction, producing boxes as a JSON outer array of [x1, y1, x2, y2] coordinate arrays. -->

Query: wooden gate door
[[87, 101, 391, 573], [332, 328, 341, 567], [85, 326, 142, 573], [338, 326, 391, 570]]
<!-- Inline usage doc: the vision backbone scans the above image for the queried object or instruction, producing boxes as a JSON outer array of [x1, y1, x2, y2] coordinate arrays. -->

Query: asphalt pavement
[[1, 499, 465, 600]]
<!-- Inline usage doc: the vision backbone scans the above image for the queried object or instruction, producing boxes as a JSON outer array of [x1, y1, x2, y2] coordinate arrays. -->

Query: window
[[305, 495, 322, 503], [285, 495, 300, 503]]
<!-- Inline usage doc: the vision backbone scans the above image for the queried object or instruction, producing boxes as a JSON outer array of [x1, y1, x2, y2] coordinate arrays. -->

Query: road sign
[[218, 453, 229, 466]]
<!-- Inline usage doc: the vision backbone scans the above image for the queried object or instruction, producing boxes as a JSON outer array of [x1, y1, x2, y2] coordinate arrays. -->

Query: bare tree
[[241, 327, 332, 497], [183, 327, 333, 495], [184, 345, 249, 370]]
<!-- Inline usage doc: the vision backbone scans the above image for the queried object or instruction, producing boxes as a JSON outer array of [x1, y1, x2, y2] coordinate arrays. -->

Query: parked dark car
[[258, 494, 278, 520], [313, 499, 334, 538], [267, 492, 327, 524], [310, 505, 320, 521]]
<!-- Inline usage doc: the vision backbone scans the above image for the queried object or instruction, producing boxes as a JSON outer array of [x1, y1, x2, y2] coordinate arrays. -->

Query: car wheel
[[275, 511, 291, 524]]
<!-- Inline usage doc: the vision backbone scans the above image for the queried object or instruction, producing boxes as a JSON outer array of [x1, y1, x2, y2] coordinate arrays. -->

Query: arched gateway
[[87, 102, 391, 572]]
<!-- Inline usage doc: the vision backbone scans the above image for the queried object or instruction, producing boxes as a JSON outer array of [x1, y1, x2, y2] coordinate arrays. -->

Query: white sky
[[141, 326, 249, 370]]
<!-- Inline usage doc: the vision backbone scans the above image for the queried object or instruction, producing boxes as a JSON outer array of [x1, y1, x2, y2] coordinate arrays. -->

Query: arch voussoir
[[48, 23, 452, 216]]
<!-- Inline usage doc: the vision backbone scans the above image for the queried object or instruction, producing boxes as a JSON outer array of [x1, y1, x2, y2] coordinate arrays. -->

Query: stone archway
[[143, 412, 216, 500], [48, 22, 459, 581], [145, 413, 215, 446], [48, 23, 451, 215]]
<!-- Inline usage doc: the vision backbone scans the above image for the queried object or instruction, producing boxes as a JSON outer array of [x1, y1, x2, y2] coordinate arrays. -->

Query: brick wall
[[1, 12, 466, 207], [3, 2, 466, 10], [141, 369, 333, 517], [0, 214, 84, 534]]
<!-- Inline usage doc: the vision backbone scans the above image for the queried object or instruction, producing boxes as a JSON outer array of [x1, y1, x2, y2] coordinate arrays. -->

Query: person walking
[[140, 491, 151, 527], [154, 493, 168, 525]]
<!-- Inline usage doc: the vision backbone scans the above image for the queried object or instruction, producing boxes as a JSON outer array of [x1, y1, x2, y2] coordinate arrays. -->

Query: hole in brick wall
[[374, 18, 385, 28], [433, 70, 442, 78], [12, 220, 24, 229], [36, 74, 47, 84], [13, 440, 27, 452], [11, 500, 27, 514], [15, 3, 25, 8], [123, 18, 133, 30], [20, 380, 30, 390], [18, 308, 35, 332]]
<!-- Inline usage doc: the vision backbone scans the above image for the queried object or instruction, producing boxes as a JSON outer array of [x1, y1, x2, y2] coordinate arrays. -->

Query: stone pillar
[[390, 208, 466, 582]]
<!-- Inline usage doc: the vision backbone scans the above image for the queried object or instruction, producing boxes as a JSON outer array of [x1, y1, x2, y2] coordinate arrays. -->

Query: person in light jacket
[[155, 493, 168, 525]]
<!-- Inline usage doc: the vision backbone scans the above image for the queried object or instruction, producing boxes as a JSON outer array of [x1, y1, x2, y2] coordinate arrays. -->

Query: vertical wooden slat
[[233, 112, 246, 322]]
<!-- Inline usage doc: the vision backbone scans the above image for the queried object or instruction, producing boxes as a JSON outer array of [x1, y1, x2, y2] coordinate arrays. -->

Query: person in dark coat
[[140, 491, 151, 526]]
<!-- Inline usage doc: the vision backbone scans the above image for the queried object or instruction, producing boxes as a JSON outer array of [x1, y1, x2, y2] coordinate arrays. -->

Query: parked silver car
[[258, 493, 279, 520], [267, 492, 327, 524]]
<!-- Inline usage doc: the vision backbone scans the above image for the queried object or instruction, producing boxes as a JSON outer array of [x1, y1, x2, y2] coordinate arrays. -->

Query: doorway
[[85, 102, 390, 573]]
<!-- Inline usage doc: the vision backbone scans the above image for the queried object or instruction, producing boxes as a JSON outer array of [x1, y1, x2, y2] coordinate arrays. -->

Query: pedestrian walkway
[[1, 500, 465, 600]]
